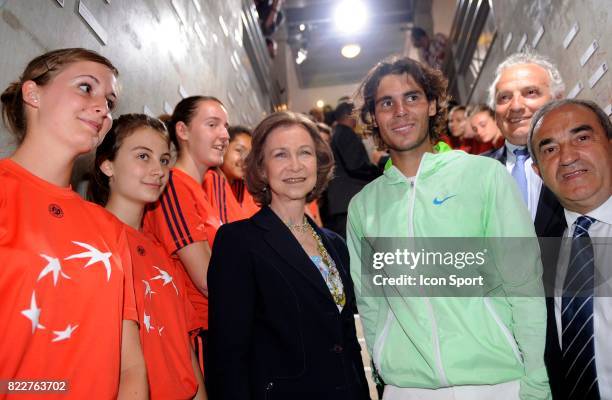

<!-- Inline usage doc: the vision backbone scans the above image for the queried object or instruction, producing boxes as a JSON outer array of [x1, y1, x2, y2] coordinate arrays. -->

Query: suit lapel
[[535, 185, 566, 237], [254, 208, 336, 303], [496, 145, 507, 164], [491, 145, 565, 237]]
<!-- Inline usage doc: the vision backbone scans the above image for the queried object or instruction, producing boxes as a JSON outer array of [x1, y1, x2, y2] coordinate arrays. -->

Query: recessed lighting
[[334, 1, 367, 33], [299, 23, 306, 31], [341, 44, 361, 58], [316, 100, 324, 108], [296, 48, 307, 64]]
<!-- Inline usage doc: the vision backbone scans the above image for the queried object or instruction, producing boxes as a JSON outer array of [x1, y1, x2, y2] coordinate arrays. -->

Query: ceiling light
[[299, 23, 306, 31], [316, 100, 324, 108], [296, 48, 308, 64], [341, 44, 361, 58], [334, 0, 367, 33]]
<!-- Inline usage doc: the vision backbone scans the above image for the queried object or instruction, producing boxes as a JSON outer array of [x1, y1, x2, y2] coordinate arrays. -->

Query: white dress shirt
[[554, 196, 612, 399], [505, 141, 543, 221]]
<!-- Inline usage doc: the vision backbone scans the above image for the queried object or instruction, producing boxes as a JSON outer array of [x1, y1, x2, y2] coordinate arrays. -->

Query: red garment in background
[[202, 169, 259, 224]]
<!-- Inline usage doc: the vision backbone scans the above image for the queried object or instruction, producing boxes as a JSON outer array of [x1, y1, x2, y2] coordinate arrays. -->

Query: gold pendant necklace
[[306, 223, 346, 307], [285, 216, 309, 233]]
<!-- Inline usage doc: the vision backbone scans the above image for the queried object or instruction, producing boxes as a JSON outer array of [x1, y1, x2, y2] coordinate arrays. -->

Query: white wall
[[433, 0, 456, 35], [0, 0, 269, 159]]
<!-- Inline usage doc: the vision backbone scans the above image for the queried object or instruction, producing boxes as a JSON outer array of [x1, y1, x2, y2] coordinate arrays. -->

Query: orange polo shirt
[[143, 167, 220, 331], [125, 226, 198, 399], [230, 179, 260, 220], [202, 169, 259, 224], [0, 159, 137, 399]]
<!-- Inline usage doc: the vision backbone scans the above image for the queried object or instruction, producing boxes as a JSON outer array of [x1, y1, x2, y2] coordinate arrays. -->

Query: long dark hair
[[166, 95, 224, 151], [89, 114, 169, 206]]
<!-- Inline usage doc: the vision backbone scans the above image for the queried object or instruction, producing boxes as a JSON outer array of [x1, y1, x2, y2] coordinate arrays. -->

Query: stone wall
[[0, 0, 272, 159], [469, 0, 610, 111]]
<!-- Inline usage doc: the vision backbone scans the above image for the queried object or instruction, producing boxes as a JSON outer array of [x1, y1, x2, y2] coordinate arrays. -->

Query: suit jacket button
[[266, 382, 274, 390], [333, 344, 343, 353]]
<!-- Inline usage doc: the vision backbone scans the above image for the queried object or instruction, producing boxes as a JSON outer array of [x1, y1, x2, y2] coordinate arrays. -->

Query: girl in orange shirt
[[203, 125, 259, 223], [90, 114, 207, 399], [0, 48, 146, 399], [143, 96, 229, 376]]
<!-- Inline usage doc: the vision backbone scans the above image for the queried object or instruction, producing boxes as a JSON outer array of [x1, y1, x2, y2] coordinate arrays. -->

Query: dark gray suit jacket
[[326, 124, 381, 217], [482, 145, 565, 238], [484, 145, 566, 398]]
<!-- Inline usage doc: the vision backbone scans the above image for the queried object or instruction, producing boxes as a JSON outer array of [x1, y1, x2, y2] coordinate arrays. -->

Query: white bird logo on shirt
[[65, 241, 112, 281], [151, 266, 178, 295], [142, 280, 156, 298], [52, 324, 78, 342], [21, 291, 45, 333], [38, 254, 70, 286], [143, 311, 154, 333]]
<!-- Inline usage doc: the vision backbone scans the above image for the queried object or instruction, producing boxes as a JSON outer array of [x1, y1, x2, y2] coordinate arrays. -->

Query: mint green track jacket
[[347, 150, 551, 399]]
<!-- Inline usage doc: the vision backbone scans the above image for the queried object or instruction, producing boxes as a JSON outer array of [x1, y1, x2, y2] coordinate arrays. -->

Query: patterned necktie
[[562, 215, 600, 399], [511, 148, 529, 205]]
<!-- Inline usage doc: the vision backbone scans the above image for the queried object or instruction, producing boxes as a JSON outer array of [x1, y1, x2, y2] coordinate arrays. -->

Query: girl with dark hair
[[202, 125, 259, 223], [0, 48, 147, 398], [142, 95, 229, 376], [91, 114, 206, 399]]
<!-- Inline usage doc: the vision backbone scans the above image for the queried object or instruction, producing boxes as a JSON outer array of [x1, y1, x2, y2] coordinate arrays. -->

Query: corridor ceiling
[[283, 0, 414, 87]]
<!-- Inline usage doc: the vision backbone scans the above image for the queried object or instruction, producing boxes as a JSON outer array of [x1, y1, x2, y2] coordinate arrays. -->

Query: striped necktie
[[562, 215, 600, 399]]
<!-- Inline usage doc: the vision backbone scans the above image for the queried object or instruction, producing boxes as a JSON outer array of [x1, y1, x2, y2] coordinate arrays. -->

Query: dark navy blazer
[[207, 206, 370, 400]]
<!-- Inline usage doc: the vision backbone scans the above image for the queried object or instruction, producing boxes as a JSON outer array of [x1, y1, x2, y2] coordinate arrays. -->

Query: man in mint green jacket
[[347, 56, 551, 399]]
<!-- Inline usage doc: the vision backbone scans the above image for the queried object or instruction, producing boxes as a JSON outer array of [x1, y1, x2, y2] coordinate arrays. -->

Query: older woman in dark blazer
[[207, 111, 370, 400]]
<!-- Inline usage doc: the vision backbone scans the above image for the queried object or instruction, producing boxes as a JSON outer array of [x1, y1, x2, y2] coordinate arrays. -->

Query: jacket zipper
[[372, 308, 395, 371], [410, 157, 449, 386], [484, 298, 524, 365]]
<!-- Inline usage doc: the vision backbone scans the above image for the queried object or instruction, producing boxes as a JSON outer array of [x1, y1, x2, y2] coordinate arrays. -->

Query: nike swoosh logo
[[432, 195, 456, 205]]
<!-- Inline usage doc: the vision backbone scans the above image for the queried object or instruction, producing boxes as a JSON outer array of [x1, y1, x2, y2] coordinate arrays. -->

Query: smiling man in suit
[[528, 99, 612, 399], [485, 51, 566, 238]]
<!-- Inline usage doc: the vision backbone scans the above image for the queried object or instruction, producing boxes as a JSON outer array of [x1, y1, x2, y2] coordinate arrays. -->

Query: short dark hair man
[[410, 26, 448, 70], [348, 56, 551, 398], [324, 101, 381, 237], [528, 99, 612, 399]]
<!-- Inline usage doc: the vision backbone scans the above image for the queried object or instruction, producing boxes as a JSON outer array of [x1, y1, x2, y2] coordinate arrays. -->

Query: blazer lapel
[[254, 208, 336, 303], [535, 185, 566, 237], [496, 145, 507, 164]]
